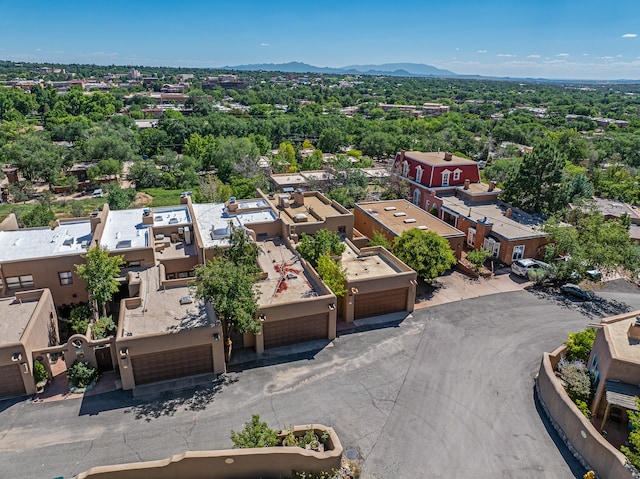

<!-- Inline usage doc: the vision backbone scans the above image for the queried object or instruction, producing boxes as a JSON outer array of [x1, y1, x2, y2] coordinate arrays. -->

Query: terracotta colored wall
[[75, 425, 343, 479], [536, 349, 633, 479]]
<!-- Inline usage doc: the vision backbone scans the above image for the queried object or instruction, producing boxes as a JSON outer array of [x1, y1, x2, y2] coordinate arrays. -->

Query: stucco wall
[[536, 348, 635, 479], [75, 425, 342, 479]]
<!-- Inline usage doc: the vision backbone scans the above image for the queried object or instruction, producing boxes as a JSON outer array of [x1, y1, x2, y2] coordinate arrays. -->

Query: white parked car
[[511, 258, 549, 277], [92, 188, 104, 198]]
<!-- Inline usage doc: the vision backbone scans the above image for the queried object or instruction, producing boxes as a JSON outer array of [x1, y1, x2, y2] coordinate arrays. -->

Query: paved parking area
[[1, 281, 638, 479]]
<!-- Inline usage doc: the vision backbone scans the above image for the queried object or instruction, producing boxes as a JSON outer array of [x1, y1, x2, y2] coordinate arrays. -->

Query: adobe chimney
[[444, 152, 453, 161], [488, 180, 496, 192], [464, 179, 470, 190], [505, 208, 512, 218], [292, 188, 305, 206]]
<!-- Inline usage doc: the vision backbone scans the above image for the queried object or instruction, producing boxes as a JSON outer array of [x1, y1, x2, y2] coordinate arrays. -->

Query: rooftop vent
[[154, 215, 163, 222], [393, 212, 406, 217], [169, 217, 179, 224], [384, 206, 397, 211], [293, 213, 308, 223], [62, 236, 74, 246], [403, 218, 417, 224], [116, 239, 132, 249], [179, 295, 193, 305], [418, 225, 428, 230], [286, 272, 298, 279]]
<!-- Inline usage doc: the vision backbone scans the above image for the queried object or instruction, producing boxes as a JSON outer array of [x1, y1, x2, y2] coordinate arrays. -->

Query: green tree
[[316, 254, 347, 297], [105, 183, 136, 210], [230, 415, 279, 448], [466, 248, 491, 272], [622, 398, 640, 469], [318, 128, 346, 154], [369, 230, 392, 250], [392, 229, 457, 282], [564, 328, 596, 363], [127, 160, 163, 188], [20, 203, 55, 228], [501, 139, 569, 214], [75, 246, 124, 317], [297, 229, 346, 268]]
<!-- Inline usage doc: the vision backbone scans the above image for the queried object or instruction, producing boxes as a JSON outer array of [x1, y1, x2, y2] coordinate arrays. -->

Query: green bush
[[67, 361, 98, 388], [558, 359, 591, 403], [466, 249, 491, 271], [69, 305, 91, 335], [575, 399, 592, 419], [564, 328, 596, 363], [231, 415, 279, 448], [527, 267, 549, 284], [92, 316, 116, 339], [33, 360, 47, 384]]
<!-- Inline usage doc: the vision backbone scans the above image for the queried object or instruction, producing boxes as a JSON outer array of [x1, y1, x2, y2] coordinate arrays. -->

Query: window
[[415, 166, 424, 183], [483, 237, 500, 258], [441, 171, 450, 186], [402, 160, 409, 177], [467, 228, 476, 247], [6, 275, 34, 290], [453, 169, 461, 181], [589, 353, 600, 389], [412, 188, 421, 206], [512, 245, 525, 261], [58, 271, 73, 286]]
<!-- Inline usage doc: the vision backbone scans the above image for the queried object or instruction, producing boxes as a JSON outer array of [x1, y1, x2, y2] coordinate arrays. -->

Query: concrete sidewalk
[[417, 269, 529, 308]]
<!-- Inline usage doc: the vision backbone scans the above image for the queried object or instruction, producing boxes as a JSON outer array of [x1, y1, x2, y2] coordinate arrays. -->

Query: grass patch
[[0, 198, 107, 219], [140, 188, 186, 207]]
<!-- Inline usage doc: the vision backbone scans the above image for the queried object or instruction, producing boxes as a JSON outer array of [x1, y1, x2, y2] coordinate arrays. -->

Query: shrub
[[231, 415, 279, 448], [558, 359, 591, 403], [92, 316, 116, 339], [622, 398, 640, 469], [67, 361, 98, 388], [575, 399, 592, 419], [564, 328, 596, 363], [466, 249, 491, 271], [69, 305, 91, 335], [527, 267, 549, 284], [33, 360, 47, 384]]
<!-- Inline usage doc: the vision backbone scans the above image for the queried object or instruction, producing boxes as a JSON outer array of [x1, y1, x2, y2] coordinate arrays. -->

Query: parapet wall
[[536, 347, 637, 479], [75, 424, 342, 479]]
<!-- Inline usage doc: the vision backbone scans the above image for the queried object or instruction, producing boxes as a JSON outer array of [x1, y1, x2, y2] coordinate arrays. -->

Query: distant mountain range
[[220, 61, 458, 78]]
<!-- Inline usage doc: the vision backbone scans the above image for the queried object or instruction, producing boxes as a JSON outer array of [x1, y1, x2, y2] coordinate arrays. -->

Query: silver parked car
[[511, 258, 549, 277]]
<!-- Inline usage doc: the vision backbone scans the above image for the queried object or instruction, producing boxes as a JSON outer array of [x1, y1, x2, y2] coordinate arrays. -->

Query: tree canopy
[[75, 246, 125, 317], [392, 229, 457, 282], [297, 229, 346, 268]]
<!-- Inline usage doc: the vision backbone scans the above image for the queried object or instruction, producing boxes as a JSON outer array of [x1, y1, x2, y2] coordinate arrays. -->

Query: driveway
[[1, 281, 639, 479]]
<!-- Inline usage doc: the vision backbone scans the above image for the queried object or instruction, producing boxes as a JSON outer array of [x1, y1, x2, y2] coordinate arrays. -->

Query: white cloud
[[35, 48, 42, 52], [260, 43, 269, 47], [496, 53, 515, 57], [598, 56, 615, 61], [477, 50, 487, 54], [622, 33, 637, 38], [557, 53, 570, 57], [527, 54, 541, 58]]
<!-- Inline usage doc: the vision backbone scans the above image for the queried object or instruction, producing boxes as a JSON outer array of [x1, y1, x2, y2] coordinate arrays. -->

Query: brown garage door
[[354, 287, 409, 320], [0, 364, 26, 398], [131, 345, 213, 386], [263, 313, 329, 350]]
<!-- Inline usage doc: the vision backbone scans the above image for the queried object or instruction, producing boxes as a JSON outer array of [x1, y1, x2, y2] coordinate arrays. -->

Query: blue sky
[[1, 0, 639, 80]]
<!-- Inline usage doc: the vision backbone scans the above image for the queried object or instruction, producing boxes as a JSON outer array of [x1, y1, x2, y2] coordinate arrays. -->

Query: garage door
[[131, 345, 213, 386], [263, 313, 329, 350], [0, 364, 26, 398], [354, 287, 409, 320]]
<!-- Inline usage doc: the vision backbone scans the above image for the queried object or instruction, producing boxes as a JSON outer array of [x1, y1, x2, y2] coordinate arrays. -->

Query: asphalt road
[[1, 280, 639, 479]]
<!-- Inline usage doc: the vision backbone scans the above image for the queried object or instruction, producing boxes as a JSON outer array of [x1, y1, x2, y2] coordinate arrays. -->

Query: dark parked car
[[560, 283, 593, 300]]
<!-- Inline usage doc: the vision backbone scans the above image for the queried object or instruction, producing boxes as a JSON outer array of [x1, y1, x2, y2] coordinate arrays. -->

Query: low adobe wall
[[536, 347, 638, 479], [75, 424, 342, 479]]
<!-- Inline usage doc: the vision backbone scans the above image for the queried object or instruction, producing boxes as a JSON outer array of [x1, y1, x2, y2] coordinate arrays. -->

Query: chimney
[[399, 150, 406, 162], [444, 152, 453, 161], [292, 188, 305, 206], [505, 208, 512, 218], [488, 180, 496, 192], [474, 216, 493, 250], [227, 197, 238, 213], [464, 179, 470, 190]]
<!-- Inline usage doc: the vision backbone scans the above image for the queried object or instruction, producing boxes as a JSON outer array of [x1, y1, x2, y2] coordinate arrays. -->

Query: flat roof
[[603, 313, 640, 364], [270, 174, 307, 186], [0, 221, 93, 262], [263, 192, 350, 225], [100, 208, 150, 251], [341, 242, 405, 280], [255, 237, 325, 305], [589, 198, 640, 221], [192, 202, 277, 249], [356, 199, 464, 238], [0, 296, 38, 343], [121, 268, 213, 337], [403, 151, 478, 167], [441, 196, 546, 240], [151, 205, 191, 227]]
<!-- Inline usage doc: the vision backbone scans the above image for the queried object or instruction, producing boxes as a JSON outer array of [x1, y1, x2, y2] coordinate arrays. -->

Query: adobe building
[[588, 311, 640, 428], [339, 240, 417, 322], [0, 214, 94, 306], [0, 289, 59, 398], [570, 197, 640, 243], [354, 199, 465, 259], [117, 266, 225, 390]]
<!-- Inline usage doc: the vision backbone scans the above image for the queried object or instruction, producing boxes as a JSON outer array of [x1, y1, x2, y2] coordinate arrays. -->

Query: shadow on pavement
[[533, 387, 587, 478], [122, 374, 239, 421], [526, 287, 631, 320], [228, 346, 327, 372], [0, 395, 26, 413]]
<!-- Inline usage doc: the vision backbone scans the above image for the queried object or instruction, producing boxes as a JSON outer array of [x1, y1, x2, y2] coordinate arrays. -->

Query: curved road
[[1, 281, 638, 479]]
